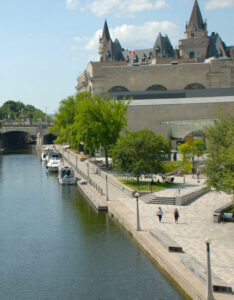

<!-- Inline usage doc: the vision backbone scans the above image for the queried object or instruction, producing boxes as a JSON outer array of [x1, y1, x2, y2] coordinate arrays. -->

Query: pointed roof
[[188, 0, 205, 29], [102, 20, 111, 41], [207, 33, 227, 58], [153, 32, 174, 58]]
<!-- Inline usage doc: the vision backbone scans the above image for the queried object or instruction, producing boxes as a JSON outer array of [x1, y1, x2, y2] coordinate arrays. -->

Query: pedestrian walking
[[197, 168, 200, 182], [156, 207, 163, 222], [174, 208, 179, 224], [191, 167, 195, 178]]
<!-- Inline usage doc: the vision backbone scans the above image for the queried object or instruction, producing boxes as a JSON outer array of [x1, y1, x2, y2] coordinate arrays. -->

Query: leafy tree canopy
[[50, 92, 130, 167], [111, 129, 171, 183], [49, 95, 77, 144], [178, 143, 193, 160], [193, 139, 206, 158], [204, 114, 234, 195], [0, 100, 48, 122], [72, 93, 130, 166]]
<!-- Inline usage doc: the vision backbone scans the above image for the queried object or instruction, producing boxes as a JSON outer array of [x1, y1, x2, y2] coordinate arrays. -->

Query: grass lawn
[[120, 179, 178, 192], [162, 161, 192, 173]]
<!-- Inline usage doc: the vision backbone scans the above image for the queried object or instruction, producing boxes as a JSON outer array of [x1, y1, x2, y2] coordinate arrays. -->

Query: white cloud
[[205, 0, 234, 10], [84, 29, 102, 50], [66, 0, 78, 9], [87, 0, 169, 17], [73, 37, 82, 42], [74, 21, 179, 52]]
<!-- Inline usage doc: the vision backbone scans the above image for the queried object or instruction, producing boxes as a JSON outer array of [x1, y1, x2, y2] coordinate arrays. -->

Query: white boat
[[58, 166, 77, 185], [41, 147, 53, 162], [46, 152, 63, 172]]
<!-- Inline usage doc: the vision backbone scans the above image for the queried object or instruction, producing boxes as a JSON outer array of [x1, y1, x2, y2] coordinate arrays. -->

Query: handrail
[[174, 189, 181, 198]]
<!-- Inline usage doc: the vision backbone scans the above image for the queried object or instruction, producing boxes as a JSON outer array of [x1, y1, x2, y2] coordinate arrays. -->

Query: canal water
[[0, 147, 184, 300]]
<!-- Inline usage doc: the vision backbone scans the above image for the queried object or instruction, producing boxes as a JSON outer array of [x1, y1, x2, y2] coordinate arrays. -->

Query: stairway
[[141, 194, 176, 205]]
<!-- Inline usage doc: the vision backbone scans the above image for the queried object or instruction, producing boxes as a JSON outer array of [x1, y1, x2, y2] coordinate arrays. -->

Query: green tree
[[111, 129, 171, 187], [0, 100, 48, 122], [49, 95, 76, 144], [204, 115, 234, 195], [72, 93, 130, 167], [178, 143, 193, 171], [193, 139, 206, 160], [68, 92, 99, 154]]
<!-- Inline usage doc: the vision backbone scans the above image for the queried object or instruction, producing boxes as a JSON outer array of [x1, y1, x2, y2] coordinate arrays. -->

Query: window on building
[[146, 84, 167, 91], [108, 86, 129, 92], [184, 83, 206, 90], [189, 51, 195, 58]]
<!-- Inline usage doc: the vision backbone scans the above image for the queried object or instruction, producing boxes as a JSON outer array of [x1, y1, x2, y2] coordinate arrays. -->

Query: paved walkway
[[54, 146, 234, 295]]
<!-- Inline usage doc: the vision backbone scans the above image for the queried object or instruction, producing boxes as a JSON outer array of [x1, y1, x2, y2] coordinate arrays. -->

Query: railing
[[0, 121, 52, 126], [57, 146, 105, 198]]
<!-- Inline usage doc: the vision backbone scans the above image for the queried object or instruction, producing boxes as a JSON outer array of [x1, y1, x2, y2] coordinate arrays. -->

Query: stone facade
[[77, 58, 234, 94], [77, 0, 234, 94], [76, 0, 234, 143], [126, 98, 234, 144]]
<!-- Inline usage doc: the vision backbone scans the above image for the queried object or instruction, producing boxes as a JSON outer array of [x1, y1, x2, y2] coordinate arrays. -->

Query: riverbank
[[51, 145, 233, 300]]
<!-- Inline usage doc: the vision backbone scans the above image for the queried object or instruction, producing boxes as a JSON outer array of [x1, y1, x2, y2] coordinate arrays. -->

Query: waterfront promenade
[[54, 145, 234, 300]]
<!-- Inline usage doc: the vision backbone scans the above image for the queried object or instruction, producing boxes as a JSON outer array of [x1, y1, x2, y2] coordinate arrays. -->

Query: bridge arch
[[145, 84, 167, 91], [0, 124, 54, 148], [0, 130, 34, 148], [43, 133, 56, 144]]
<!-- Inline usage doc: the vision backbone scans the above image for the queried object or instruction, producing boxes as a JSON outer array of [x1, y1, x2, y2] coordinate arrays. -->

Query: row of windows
[[108, 83, 206, 93]]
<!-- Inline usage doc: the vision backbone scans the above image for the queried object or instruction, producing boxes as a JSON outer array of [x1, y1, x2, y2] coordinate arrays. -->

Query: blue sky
[[0, 0, 233, 114]]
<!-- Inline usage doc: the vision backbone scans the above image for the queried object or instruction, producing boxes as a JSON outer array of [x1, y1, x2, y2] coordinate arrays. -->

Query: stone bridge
[[0, 123, 55, 148]]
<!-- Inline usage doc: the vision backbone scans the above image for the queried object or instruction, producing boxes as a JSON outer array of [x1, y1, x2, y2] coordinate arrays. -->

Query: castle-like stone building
[[76, 0, 234, 147]]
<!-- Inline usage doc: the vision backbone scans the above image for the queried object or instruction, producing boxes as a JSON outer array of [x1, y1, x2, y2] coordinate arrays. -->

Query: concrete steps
[[149, 196, 176, 205], [141, 194, 176, 205]]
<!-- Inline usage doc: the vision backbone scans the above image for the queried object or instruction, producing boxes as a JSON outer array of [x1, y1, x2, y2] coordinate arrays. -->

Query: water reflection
[[0, 147, 185, 300], [0, 145, 35, 155]]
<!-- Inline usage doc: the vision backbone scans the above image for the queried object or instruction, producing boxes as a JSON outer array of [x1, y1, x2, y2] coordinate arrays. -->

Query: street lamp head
[[135, 192, 139, 197], [204, 237, 211, 244]]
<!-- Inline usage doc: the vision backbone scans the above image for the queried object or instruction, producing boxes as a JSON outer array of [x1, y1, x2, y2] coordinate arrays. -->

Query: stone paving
[[55, 146, 234, 292], [117, 176, 234, 290]]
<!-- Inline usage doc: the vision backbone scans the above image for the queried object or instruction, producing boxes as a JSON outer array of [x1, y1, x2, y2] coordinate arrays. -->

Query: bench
[[213, 202, 234, 223], [161, 176, 174, 184], [222, 212, 234, 222], [150, 228, 183, 253], [180, 254, 233, 294]]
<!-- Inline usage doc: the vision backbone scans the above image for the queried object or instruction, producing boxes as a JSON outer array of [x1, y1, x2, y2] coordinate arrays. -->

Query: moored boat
[[46, 152, 63, 172], [41, 147, 53, 162], [58, 166, 77, 185]]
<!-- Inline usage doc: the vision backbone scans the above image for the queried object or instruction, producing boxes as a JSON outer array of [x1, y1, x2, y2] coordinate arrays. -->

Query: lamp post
[[135, 192, 141, 231], [45, 106, 48, 125], [192, 139, 195, 171], [204, 237, 214, 300], [87, 163, 89, 180], [105, 175, 109, 201]]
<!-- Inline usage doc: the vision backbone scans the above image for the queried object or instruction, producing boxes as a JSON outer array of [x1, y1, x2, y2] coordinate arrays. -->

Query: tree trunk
[[104, 147, 109, 168]]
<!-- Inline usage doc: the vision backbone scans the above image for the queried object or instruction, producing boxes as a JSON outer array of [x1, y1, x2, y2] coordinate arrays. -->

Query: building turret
[[185, 0, 207, 39], [98, 20, 125, 62], [99, 20, 111, 62], [179, 0, 209, 60]]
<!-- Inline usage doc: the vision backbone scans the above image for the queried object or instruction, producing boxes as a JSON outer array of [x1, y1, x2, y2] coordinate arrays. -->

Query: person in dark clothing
[[174, 208, 179, 224], [156, 207, 163, 222]]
